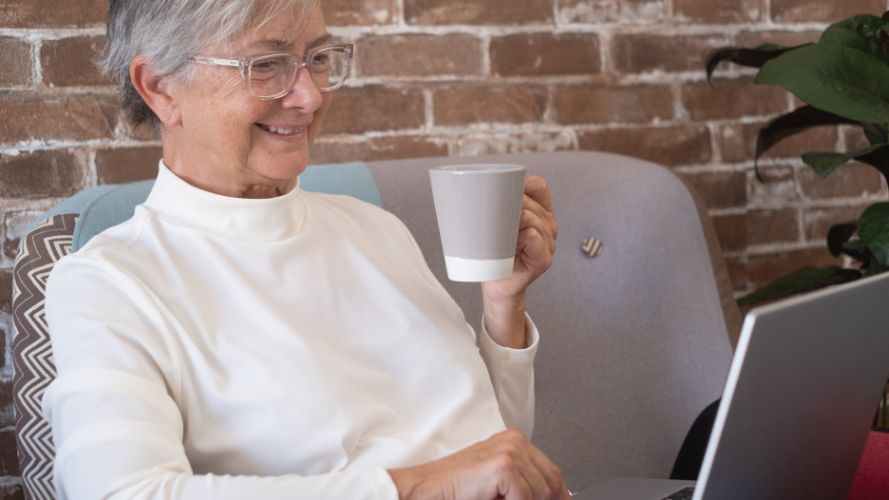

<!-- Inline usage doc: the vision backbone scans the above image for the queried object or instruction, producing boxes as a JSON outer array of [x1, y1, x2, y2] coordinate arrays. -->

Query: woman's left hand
[[481, 175, 558, 348]]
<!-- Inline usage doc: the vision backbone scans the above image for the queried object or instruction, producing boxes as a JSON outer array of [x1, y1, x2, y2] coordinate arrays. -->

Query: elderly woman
[[43, 0, 566, 499]]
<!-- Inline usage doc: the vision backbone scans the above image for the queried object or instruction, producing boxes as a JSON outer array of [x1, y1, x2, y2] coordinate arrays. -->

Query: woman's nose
[[280, 66, 323, 111]]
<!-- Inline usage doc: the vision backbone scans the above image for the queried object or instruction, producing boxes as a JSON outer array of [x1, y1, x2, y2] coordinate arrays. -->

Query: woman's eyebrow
[[308, 33, 333, 48]]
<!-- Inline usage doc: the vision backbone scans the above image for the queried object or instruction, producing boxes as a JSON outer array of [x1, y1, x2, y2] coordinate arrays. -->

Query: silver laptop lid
[[695, 272, 889, 500]]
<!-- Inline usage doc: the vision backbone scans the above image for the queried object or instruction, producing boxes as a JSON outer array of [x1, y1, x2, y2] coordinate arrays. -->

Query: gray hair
[[100, 0, 317, 128]]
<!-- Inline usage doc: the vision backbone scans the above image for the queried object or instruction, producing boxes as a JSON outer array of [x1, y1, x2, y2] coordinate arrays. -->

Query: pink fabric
[[849, 431, 889, 499]]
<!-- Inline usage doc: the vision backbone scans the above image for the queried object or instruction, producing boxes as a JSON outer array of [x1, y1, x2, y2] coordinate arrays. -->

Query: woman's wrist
[[481, 290, 527, 349]]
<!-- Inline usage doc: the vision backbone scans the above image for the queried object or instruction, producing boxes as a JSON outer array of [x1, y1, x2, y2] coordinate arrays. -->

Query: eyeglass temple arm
[[191, 57, 241, 68]]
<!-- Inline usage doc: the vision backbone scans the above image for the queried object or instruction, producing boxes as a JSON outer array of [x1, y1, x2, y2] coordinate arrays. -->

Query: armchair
[[13, 151, 740, 498]]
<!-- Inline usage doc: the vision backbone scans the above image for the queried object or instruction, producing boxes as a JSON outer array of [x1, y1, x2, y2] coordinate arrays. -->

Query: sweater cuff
[[478, 312, 539, 364], [371, 467, 400, 500]]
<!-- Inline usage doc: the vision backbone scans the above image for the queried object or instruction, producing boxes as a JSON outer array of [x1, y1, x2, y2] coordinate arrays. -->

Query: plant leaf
[[737, 266, 861, 308], [705, 44, 810, 81], [754, 106, 857, 167], [756, 43, 889, 124], [840, 239, 871, 263], [802, 143, 888, 178], [820, 14, 889, 63], [863, 123, 888, 145], [827, 222, 858, 256], [858, 202, 889, 266]]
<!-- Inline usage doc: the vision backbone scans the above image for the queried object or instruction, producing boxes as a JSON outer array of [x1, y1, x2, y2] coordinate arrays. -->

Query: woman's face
[[164, 3, 331, 197]]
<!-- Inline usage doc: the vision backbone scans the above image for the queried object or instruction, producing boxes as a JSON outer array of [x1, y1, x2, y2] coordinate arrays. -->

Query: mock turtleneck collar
[[143, 160, 307, 242]]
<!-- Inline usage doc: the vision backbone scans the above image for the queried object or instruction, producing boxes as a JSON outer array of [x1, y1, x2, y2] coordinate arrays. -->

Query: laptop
[[574, 271, 889, 500]]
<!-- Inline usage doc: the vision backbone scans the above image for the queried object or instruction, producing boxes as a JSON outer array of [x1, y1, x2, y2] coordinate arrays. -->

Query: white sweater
[[43, 161, 538, 500]]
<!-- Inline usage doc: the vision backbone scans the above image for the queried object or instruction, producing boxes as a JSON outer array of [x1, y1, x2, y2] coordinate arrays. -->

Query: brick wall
[[1, 0, 888, 496]]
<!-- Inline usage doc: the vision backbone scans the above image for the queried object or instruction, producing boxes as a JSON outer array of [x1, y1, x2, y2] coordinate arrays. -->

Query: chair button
[[581, 237, 602, 257]]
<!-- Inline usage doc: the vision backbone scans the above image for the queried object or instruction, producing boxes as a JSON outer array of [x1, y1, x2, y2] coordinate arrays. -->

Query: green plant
[[707, 11, 889, 308]]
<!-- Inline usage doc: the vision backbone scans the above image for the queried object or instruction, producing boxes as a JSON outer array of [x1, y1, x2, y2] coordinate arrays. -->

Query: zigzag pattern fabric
[[13, 214, 77, 500]]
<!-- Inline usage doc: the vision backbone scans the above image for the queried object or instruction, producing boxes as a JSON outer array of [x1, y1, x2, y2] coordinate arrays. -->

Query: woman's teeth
[[258, 124, 301, 136]]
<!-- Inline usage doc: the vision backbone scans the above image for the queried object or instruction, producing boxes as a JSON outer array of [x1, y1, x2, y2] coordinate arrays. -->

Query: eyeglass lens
[[248, 46, 350, 98]]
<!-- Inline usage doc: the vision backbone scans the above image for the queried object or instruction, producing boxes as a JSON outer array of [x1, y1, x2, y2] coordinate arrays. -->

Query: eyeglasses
[[191, 43, 354, 100]]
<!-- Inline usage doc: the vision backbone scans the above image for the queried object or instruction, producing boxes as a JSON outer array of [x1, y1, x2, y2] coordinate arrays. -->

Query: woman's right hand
[[388, 429, 571, 500]]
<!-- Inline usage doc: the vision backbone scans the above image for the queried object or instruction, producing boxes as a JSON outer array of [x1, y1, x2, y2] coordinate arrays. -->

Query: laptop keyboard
[[660, 486, 695, 500]]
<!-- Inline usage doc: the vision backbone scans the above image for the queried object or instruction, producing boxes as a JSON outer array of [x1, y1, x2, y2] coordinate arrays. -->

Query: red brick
[[357, 34, 482, 78], [40, 36, 109, 87], [433, 86, 546, 126], [491, 34, 601, 77], [558, 0, 666, 23], [310, 135, 447, 164], [0, 381, 11, 427], [680, 171, 747, 209], [747, 247, 837, 287], [322, 0, 397, 25], [0, 150, 85, 198], [675, 0, 765, 23], [124, 121, 161, 142], [453, 131, 575, 156], [799, 163, 884, 199], [96, 147, 163, 184], [3, 210, 43, 260], [803, 206, 867, 242], [321, 87, 425, 134], [555, 84, 673, 124], [843, 126, 875, 152], [0, 93, 118, 144], [681, 79, 789, 121], [723, 256, 748, 290], [747, 166, 799, 206], [712, 214, 747, 252], [718, 121, 839, 164], [771, 0, 886, 23], [735, 30, 821, 49], [0, 428, 18, 475], [612, 34, 733, 73], [0, 267, 11, 313], [577, 124, 712, 166], [0, 484, 24, 500], [747, 208, 799, 246], [0, 0, 107, 27], [404, 0, 552, 25], [0, 37, 32, 87], [0, 325, 5, 372]]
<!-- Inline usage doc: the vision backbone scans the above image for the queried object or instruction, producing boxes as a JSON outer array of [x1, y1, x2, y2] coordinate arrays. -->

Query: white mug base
[[444, 256, 514, 282]]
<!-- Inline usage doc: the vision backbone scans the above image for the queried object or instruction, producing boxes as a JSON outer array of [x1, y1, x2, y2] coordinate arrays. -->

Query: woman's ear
[[129, 55, 181, 127]]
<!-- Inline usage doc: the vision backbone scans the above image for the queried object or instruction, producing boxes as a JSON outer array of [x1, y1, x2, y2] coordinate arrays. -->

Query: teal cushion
[[35, 162, 381, 252]]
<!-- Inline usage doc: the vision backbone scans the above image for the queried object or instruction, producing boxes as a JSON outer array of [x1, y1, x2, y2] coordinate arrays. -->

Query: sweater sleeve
[[385, 211, 539, 437], [477, 313, 539, 437], [43, 255, 398, 500]]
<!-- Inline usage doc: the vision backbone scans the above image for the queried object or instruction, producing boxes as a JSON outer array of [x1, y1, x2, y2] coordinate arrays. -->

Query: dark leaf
[[840, 239, 871, 263], [756, 43, 889, 124], [855, 144, 889, 183], [820, 15, 889, 63], [827, 222, 858, 256], [801, 143, 888, 178], [858, 202, 889, 266], [737, 266, 862, 308], [862, 123, 888, 145], [705, 44, 810, 81], [754, 106, 857, 172]]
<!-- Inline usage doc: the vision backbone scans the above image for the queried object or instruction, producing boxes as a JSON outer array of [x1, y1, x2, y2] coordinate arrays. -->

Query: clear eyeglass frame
[[191, 43, 354, 100]]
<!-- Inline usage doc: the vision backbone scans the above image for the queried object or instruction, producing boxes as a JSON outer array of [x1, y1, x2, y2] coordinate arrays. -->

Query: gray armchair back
[[13, 151, 738, 498]]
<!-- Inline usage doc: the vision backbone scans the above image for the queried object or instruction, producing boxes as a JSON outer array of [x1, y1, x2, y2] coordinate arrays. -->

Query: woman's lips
[[255, 122, 308, 137]]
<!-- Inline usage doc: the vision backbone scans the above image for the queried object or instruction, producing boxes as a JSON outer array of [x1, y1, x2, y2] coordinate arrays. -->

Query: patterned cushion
[[12, 214, 77, 500]]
